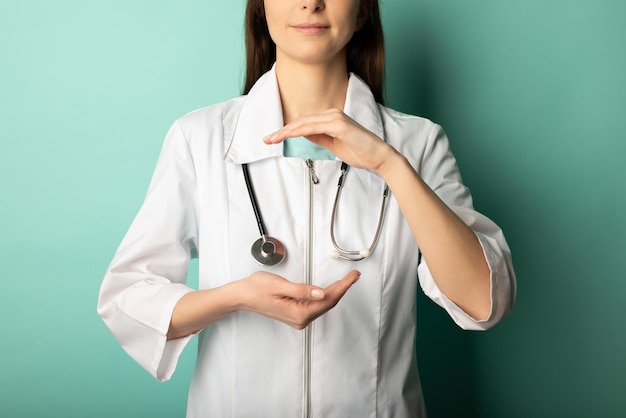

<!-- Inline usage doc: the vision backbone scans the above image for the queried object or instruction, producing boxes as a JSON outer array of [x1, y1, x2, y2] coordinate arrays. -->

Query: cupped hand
[[263, 109, 396, 174], [238, 270, 361, 330]]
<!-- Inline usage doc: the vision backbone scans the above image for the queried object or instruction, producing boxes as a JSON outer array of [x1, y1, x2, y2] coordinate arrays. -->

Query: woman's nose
[[301, 0, 325, 12]]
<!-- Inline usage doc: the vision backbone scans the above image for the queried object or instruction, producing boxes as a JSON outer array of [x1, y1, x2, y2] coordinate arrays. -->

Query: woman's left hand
[[263, 108, 396, 174], [265, 109, 492, 320]]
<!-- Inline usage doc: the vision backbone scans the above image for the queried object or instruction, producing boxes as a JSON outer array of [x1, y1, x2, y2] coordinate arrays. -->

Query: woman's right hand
[[238, 270, 361, 330], [167, 270, 360, 340]]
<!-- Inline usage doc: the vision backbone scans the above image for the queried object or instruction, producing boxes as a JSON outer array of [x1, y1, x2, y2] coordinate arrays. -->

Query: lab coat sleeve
[[97, 120, 199, 381], [416, 124, 517, 330]]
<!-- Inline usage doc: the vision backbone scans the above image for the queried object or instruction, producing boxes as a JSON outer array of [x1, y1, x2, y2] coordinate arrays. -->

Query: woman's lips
[[292, 24, 330, 35]]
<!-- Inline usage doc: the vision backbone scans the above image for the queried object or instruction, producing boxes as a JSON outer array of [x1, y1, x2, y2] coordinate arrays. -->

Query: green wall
[[384, 2, 626, 417], [1, 1, 624, 417]]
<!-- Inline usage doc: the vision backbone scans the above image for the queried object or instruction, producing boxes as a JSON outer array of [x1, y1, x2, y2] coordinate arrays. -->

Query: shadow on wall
[[416, 291, 481, 418], [386, 19, 482, 418]]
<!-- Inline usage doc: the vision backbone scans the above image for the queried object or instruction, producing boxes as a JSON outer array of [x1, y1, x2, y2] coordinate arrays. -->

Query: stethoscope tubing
[[242, 163, 268, 238], [330, 162, 389, 261], [243, 163, 286, 265], [242, 161, 388, 265]]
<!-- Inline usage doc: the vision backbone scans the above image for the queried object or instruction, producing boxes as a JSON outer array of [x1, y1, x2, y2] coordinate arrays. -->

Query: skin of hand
[[263, 109, 492, 320], [238, 270, 361, 330], [264, 108, 390, 171], [167, 270, 360, 340]]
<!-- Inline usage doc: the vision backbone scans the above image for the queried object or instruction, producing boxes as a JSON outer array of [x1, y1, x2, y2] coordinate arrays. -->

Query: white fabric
[[98, 66, 516, 417]]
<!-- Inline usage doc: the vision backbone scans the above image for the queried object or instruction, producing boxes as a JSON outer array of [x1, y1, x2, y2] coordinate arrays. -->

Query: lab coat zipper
[[304, 159, 318, 418]]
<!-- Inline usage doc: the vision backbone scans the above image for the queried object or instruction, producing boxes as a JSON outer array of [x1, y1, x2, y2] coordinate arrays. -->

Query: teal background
[[1, 1, 624, 417]]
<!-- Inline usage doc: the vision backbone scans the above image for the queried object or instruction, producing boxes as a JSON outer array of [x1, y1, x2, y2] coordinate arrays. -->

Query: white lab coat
[[98, 66, 516, 417]]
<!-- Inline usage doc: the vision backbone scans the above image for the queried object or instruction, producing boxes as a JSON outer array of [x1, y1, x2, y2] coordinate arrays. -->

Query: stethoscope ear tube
[[330, 163, 389, 261]]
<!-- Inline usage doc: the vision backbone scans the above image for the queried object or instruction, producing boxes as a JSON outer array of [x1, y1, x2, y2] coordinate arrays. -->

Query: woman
[[98, 0, 516, 416]]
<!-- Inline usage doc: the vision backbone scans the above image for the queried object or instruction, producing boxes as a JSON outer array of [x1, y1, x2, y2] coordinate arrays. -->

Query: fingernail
[[311, 289, 325, 299]]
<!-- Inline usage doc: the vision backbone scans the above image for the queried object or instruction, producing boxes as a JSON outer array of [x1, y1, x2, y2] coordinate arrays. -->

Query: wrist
[[375, 145, 407, 180], [228, 278, 250, 312]]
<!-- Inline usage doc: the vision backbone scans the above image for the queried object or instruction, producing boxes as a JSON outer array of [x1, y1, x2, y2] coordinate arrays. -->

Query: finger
[[324, 270, 361, 299], [279, 272, 361, 329], [303, 133, 335, 149], [263, 111, 348, 144], [275, 281, 326, 301], [297, 271, 361, 324]]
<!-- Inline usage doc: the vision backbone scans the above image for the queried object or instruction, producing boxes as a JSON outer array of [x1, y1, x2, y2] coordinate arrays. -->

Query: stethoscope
[[242, 162, 389, 265]]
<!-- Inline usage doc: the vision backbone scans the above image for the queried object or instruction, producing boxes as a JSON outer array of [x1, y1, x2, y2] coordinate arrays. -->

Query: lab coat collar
[[224, 64, 384, 164]]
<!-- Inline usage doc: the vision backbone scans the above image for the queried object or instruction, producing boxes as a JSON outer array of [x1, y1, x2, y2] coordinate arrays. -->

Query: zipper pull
[[306, 159, 319, 184]]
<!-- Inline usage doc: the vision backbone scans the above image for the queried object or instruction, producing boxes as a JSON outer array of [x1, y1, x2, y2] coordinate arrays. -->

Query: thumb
[[277, 281, 326, 301], [309, 287, 326, 300]]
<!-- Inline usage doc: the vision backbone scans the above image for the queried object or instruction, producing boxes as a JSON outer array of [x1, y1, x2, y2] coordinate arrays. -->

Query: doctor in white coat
[[98, 0, 516, 416]]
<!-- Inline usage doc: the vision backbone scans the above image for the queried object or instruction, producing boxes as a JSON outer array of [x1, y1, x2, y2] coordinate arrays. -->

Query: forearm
[[167, 281, 243, 340], [377, 149, 491, 320]]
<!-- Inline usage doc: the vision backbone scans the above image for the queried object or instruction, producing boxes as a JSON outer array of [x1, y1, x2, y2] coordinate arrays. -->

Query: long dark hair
[[243, 0, 385, 104]]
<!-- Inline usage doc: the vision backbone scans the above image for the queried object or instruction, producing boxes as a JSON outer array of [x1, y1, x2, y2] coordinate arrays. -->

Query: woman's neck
[[275, 54, 349, 125]]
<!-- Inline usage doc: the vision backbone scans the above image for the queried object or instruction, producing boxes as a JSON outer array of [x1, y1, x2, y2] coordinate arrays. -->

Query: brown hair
[[243, 0, 385, 104]]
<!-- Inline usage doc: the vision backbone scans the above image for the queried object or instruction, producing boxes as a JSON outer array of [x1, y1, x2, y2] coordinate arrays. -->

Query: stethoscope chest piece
[[251, 236, 285, 266]]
